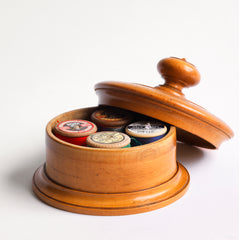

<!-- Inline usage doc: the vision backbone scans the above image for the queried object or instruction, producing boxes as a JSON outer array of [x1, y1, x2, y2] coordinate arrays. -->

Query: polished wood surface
[[33, 163, 189, 216], [32, 107, 190, 215], [157, 57, 200, 97], [95, 57, 233, 149], [32, 57, 232, 215], [46, 107, 177, 193]]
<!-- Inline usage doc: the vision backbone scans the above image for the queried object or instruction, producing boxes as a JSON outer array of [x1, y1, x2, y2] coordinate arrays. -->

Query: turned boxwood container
[[32, 57, 233, 216], [33, 107, 190, 215]]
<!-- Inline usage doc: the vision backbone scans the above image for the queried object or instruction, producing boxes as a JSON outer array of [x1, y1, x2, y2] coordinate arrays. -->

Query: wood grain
[[33, 163, 189, 216], [95, 57, 233, 149], [32, 107, 189, 215]]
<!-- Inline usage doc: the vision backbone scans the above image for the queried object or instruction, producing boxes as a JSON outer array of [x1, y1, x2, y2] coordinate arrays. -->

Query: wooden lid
[[95, 57, 233, 149], [55, 120, 97, 137], [87, 132, 130, 148]]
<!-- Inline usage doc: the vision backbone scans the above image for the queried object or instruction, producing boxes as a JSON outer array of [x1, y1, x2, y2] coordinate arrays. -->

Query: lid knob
[[156, 57, 201, 97]]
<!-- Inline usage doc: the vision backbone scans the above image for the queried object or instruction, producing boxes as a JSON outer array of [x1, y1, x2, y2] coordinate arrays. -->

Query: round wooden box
[[32, 57, 233, 215], [33, 107, 189, 215]]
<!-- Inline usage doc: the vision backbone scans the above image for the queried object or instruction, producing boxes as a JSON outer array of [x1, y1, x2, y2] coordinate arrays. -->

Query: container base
[[32, 163, 189, 216]]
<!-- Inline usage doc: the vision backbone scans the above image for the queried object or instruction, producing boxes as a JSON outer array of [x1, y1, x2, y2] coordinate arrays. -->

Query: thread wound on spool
[[126, 120, 168, 146], [91, 107, 133, 131], [54, 120, 97, 146], [87, 131, 130, 148]]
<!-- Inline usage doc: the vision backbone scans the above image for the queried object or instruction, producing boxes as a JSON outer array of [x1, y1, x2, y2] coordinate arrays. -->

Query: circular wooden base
[[32, 163, 190, 216]]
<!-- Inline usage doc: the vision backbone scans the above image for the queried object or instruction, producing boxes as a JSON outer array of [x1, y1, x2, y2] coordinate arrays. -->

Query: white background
[[0, 0, 238, 239]]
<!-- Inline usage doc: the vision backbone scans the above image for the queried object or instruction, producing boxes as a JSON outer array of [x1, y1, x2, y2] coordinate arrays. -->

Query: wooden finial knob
[[156, 57, 201, 96]]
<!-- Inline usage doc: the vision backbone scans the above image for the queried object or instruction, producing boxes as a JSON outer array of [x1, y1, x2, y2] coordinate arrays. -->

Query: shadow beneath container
[[176, 142, 205, 168], [7, 151, 45, 198]]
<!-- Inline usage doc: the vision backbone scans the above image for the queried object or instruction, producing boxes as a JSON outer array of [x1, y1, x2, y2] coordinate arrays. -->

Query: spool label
[[91, 132, 125, 144], [127, 121, 166, 134], [57, 120, 94, 133], [95, 110, 126, 122]]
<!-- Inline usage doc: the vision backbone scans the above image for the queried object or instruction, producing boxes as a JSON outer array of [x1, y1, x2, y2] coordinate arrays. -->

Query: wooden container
[[32, 57, 233, 216]]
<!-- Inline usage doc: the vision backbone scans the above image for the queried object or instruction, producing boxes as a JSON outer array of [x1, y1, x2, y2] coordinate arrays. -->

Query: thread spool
[[54, 120, 97, 146], [86, 131, 131, 149], [91, 107, 133, 132], [125, 120, 168, 146]]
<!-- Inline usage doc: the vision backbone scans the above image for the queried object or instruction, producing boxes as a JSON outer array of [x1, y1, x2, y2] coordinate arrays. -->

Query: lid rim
[[95, 82, 233, 139], [95, 81, 233, 149]]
